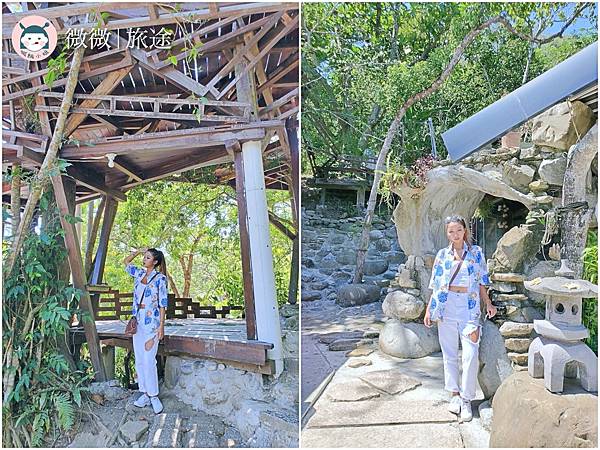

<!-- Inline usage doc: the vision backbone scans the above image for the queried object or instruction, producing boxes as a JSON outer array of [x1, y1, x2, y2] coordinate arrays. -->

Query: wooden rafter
[[63, 66, 134, 137], [2, 2, 298, 37]]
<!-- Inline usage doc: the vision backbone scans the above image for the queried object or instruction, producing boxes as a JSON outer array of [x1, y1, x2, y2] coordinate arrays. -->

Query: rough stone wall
[[301, 203, 406, 306], [162, 305, 299, 448]]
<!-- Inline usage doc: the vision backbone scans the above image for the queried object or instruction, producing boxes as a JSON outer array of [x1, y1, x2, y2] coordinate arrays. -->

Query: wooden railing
[[91, 289, 244, 321]]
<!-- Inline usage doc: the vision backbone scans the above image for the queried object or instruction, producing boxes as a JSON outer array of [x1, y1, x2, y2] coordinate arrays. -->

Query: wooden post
[[286, 118, 299, 305], [229, 140, 257, 340], [101, 345, 116, 379], [51, 174, 107, 381], [356, 187, 366, 211], [89, 197, 118, 284], [85, 197, 106, 277]]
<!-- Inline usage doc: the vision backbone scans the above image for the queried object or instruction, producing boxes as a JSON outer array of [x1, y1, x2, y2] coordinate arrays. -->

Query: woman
[[123, 247, 168, 414], [424, 215, 497, 422]]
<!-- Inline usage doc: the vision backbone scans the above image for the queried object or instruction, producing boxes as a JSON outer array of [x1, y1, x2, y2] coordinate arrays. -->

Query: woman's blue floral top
[[428, 242, 490, 323], [126, 264, 168, 333]]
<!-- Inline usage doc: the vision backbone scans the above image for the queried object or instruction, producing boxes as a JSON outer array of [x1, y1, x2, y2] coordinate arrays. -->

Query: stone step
[[507, 352, 529, 366], [145, 413, 183, 448], [328, 338, 372, 352], [495, 293, 529, 302], [491, 273, 525, 283], [504, 338, 532, 353], [499, 321, 535, 338]]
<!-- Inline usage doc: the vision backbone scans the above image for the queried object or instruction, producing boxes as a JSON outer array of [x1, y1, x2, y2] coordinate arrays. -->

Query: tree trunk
[[390, 3, 400, 61], [183, 254, 193, 298], [357, 104, 382, 151], [10, 164, 21, 234], [560, 124, 598, 278], [4, 46, 86, 276], [167, 273, 181, 298], [354, 15, 507, 283]]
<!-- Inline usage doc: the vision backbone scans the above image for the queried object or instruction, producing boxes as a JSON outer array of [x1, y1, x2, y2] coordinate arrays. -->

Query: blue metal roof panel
[[442, 41, 598, 161]]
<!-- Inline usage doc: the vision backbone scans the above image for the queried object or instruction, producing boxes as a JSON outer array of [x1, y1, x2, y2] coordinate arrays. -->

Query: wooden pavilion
[[2, 2, 299, 379]]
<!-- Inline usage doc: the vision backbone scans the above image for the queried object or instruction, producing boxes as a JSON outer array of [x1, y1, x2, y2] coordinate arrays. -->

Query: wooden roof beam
[[153, 14, 282, 70], [217, 14, 299, 100], [3, 51, 132, 102], [66, 165, 127, 202], [63, 65, 134, 138], [259, 87, 298, 117], [112, 156, 144, 182], [61, 127, 266, 158], [257, 53, 299, 95], [204, 12, 284, 95]]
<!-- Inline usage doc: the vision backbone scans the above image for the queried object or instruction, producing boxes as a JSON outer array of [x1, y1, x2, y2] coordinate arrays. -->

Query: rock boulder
[[532, 100, 594, 150], [490, 371, 597, 447], [492, 226, 539, 272], [538, 156, 567, 186], [478, 320, 513, 399], [382, 290, 424, 321], [336, 284, 381, 307], [379, 320, 440, 358]]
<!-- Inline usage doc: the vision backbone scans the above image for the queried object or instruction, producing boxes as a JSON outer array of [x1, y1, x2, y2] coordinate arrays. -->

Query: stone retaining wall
[[302, 205, 405, 306], [162, 305, 299, 448]]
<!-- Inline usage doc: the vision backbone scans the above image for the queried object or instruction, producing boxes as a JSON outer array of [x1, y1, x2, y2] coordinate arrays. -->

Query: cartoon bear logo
[[19, 22, 50, 52]]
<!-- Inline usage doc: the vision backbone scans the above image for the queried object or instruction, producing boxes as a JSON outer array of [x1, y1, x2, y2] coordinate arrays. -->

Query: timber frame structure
[[2, 2, 299, 379]]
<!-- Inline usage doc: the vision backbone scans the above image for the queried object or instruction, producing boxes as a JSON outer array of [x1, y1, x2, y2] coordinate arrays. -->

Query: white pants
[[437, 291, 481, 401], [132, 322, 159, 396]]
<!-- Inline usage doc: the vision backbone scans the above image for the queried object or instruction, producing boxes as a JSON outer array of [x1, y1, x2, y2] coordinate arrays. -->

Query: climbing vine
[[2, 190, 92, 447], [582, 230, 598, 353]]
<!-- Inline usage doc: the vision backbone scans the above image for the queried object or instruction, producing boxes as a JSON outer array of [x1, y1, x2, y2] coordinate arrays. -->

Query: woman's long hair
[[444, 215, 472, 249], [148, 248, 167, 278]]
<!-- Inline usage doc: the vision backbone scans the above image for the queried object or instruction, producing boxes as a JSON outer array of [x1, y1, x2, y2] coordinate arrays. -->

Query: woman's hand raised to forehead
[[139, 247, 149, 254]]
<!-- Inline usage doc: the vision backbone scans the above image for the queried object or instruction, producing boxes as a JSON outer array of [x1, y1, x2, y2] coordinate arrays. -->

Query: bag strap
[[449, 250, 468, 287], [134, 271, 161, 309]]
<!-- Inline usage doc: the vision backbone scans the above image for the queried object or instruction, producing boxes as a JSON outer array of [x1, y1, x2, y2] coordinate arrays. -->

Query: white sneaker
[[134, 393, 150, 408], [150, 396, 164, 414], [460, 399, 473, 422], [448, 395, 461, 415]]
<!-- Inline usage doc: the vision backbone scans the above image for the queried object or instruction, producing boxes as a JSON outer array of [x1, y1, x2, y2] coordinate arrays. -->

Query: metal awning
[[442, 41, 598, 161]]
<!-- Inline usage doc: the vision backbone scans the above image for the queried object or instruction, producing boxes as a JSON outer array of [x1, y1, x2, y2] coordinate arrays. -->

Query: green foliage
[[3, 193, 92, 447], [95, 181, 292, 308], [43, 52, 68, 88], [301, 2, 597, 176], [582, 230, 598, 353], [473, 197, 496, 220]]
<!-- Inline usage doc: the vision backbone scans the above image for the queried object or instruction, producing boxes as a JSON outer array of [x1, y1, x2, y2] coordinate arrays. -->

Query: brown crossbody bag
[[125, 272, 159, 336]]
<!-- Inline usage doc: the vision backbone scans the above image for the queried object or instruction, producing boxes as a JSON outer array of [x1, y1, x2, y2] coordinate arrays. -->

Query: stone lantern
[[524, 267, 598, 393]]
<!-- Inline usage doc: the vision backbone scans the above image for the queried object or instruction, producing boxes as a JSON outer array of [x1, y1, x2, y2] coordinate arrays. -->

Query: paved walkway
[[301, 300, 490, 448]]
